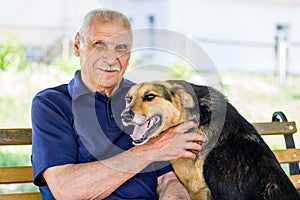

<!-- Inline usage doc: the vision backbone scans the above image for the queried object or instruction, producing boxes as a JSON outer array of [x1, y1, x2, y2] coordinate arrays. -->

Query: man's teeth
[[97, 66, 120, 71], [106, 66, 120, 71]]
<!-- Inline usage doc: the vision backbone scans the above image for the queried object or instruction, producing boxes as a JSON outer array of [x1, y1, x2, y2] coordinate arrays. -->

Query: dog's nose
[[121, 110, 135, 122]]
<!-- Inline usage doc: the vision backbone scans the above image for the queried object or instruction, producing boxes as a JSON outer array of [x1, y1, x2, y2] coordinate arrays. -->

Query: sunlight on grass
[[0, 146, 31, 166], [0, 146, 37, 193], [0, 183, 39, 194], [0, 97, 31, 128]]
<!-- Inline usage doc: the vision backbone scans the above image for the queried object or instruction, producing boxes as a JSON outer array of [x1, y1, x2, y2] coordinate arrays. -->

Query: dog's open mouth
[[131, 115, 162, 145]]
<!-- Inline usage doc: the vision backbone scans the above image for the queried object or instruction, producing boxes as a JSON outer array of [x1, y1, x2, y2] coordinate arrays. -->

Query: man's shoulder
[[32, 84, 73, 117], [34, 84, 71, 104], [122, 78, 136, 86], [118, 78, 135, 93]]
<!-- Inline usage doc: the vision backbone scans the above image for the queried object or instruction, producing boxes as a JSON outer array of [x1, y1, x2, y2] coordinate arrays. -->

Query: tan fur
[[172, 158, 211, 199], [123, 80, 300, 200], [123, 81, 212, 199]]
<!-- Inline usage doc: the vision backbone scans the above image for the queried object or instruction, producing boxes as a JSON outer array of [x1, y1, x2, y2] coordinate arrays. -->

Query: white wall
[[166, 0, 300, 73], [104, 0, 169, 28], [0, 0, 101, 46], [1, 0, 300, 73]]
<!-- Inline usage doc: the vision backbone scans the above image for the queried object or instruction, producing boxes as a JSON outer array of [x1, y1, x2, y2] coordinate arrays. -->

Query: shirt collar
[[68, 70, 135, 100]]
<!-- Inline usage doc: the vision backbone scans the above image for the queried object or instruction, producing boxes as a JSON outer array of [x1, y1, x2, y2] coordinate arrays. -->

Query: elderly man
[[31, 8, 205, 199]]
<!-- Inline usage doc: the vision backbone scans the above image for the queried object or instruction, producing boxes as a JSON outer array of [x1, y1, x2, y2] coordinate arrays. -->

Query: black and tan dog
[[121, 80, 299, 200]]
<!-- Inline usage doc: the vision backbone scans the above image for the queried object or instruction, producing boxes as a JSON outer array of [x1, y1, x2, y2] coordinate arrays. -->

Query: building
[[1, 0, 300, 74]]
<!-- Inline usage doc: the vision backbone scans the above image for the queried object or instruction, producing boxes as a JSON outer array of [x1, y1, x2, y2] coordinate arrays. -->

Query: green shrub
[[164, 62, 195, 80], [51, 55, 79, 73], [0, 146, 31, 166], [0, 33, 27, 71]]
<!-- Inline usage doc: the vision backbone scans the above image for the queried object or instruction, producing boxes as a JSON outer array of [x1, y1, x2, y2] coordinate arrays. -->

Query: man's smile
[[96, 66, 121, 73]]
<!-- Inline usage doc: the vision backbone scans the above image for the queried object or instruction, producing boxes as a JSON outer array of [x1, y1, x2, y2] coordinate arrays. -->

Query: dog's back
[[121, 80, 300, 200], [189, 83, 299, 199]]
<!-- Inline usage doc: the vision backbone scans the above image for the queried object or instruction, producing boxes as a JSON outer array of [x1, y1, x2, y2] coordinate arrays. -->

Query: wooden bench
[[0, 111, 298, 199], [0, 128, 41, 200], [252, 111, 300, 190]]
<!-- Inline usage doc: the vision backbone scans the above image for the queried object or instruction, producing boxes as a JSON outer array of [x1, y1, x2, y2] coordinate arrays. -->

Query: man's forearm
[[157, 171, 191, 200], [43, 122, 202, 199], [43, 147, 155, 200]]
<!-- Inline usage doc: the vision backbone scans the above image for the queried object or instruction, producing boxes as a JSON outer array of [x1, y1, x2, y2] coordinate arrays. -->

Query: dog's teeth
[[147, 120, 151, 128]]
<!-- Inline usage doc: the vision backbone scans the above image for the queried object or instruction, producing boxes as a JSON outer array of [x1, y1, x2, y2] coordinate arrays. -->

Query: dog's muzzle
[[121, 110, 134, 125]]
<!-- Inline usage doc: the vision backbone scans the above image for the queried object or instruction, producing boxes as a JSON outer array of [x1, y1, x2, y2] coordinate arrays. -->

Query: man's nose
[[102, 49, 118, 65]]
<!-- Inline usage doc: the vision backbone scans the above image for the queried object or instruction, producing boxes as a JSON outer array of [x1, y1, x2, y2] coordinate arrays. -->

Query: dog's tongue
[[131, 121, 149, 141]]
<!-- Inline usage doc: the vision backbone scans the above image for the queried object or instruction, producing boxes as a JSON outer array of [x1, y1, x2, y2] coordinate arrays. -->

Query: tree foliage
[[0, 33, 26, 71], [164, 62, 195, 80]]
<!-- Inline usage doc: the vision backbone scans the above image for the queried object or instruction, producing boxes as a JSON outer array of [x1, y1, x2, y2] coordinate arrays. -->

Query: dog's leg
[[190, 187, 212, 200]]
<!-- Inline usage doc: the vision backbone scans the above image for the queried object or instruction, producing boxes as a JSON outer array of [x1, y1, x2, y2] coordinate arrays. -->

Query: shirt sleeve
[[155, 161, 173, 177], [31, 89, 76, 186]]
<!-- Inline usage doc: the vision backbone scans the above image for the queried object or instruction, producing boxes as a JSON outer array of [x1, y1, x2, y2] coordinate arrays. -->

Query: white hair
[[79, 8, 132, 35]]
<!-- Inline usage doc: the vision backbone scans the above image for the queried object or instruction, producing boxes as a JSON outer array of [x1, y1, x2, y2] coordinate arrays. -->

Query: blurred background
[[1, 0, 300, 193]]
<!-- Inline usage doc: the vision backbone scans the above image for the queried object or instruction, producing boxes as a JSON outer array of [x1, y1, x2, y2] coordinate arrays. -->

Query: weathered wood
[[252, 121, 297, 136], [0, 129, 32, 145], [0, 192, 41, 200], [289, 174, 300, 190], [272, 148, 300, 164], [0, 166, 33, 184], [0, 131, 40, 200], [253, 120, 300, 191], [0, 120, 298, 198]]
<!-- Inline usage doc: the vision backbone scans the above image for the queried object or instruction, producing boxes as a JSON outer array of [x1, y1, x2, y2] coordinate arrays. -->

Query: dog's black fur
[[122, 80, 300, 199], [190, 83, 299, 199]]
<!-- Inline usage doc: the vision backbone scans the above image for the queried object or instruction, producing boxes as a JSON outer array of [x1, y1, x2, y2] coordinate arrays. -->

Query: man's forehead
[[85, 28, 131, 43]]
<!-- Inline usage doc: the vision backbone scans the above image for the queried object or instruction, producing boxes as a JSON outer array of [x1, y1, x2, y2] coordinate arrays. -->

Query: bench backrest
[[0, 128, 41, 200], [0, 115, 299, 198], [253, 117, 300, 190]]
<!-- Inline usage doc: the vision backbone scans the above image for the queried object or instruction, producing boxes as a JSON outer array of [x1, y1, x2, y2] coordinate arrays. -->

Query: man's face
[[74, 18, 132, 95]]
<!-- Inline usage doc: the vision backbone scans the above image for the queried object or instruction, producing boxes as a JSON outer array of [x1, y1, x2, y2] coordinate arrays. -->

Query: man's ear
[[74, 32, 81, 57], [175, 89, 195, 108]]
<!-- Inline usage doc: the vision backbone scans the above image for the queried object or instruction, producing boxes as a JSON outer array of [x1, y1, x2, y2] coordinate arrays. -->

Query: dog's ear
[[166, 80, 196, 108], [175, 89, 195, 108], [166, 80, 195, 108]]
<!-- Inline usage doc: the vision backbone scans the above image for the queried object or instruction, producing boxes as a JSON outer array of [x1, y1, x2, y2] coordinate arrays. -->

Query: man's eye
[[115, 44, 129, 53], [143, 94, 156, 102], [93, 41, 107, 49], [125, 96, 132, 104]]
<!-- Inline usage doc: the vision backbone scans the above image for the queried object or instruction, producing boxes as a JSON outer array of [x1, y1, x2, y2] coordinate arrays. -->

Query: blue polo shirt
[[31, 70, 172, 199]]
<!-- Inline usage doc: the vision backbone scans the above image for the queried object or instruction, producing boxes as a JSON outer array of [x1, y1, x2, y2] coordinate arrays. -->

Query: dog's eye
[[143, 94, 157, 102], [125, 96, 132, 104]]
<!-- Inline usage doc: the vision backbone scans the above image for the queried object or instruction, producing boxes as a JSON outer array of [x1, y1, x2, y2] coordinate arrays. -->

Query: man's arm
[[43, 148, 150, 200], [43, 121, 204, 200], [157, 171, 191, 200]]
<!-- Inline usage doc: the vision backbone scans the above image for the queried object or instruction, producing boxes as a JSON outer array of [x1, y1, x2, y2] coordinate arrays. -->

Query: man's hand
[[132, 121, 206, 162]]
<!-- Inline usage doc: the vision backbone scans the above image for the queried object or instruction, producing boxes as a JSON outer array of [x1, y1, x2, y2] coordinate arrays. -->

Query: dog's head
[[121, 80, 197, 145]]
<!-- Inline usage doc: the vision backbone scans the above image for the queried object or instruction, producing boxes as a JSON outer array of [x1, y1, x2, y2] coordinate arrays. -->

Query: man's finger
[[176, 121, 198, 133], [185, 133, 206, 142]]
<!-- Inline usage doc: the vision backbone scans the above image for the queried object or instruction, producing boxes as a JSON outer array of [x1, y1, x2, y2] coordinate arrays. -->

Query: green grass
[[0, 96, 31, 128], [0, 146, 39, 194], [0, 146, 31, 166]]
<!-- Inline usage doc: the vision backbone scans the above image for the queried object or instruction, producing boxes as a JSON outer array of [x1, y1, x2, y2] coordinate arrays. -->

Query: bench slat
[[0, 192, 41, 200], [0, 121, 298, 197], [0, 166, 33, 184], [272, 149, 300, 164], [252, 122, 297, 136], [289, 174, 300, 190], [0, 129, 32, 145]]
